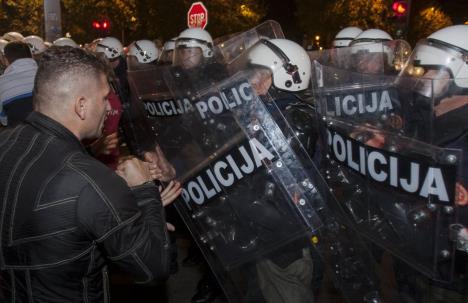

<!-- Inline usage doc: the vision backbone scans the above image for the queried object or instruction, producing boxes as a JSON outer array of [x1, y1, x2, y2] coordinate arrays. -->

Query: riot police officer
[[53, 37, 78, 48], [158, 38, 176, 65], [128, 39, 160, 65], [349, 28, 394, 74], [333, 26, 363, 48], [172, 27, 229, 303], [245, 38, 318, 302], [396, 24, 468, 303]]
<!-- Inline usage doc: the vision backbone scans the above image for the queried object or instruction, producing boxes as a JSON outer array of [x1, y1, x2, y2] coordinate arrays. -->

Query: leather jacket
[[0, 112, 171, 302]]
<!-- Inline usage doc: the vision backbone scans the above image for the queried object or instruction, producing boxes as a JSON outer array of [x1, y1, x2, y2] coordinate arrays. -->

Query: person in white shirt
[[0, 41, 38, 126]]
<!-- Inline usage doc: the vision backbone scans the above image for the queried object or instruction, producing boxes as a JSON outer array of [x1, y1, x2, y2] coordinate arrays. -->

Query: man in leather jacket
[[0, 46, 171, 302]]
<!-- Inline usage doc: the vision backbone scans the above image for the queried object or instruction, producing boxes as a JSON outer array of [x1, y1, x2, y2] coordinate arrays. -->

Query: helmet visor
[[399, 39, 468, 97]]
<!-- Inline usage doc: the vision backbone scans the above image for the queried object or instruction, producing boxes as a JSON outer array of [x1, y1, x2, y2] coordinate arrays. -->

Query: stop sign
[[187, 2, 208, 29]]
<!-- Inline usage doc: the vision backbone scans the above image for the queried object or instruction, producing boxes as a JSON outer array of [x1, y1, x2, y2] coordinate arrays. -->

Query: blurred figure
[[0, 41, 37, 126], [53, 37, 78, 48], [332, 26, 362, 48]]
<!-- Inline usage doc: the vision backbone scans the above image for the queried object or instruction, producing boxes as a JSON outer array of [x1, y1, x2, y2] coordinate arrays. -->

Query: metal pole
[[43, 0, 62, 42]]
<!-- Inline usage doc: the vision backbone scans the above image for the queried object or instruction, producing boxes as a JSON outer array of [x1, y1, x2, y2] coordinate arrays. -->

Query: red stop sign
[[187, 2, 208, 29]]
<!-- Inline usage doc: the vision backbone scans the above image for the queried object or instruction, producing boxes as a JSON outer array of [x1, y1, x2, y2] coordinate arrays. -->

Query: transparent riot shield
[[313, 63, 465, 282], [163, 68, 394, 302], [216, 20, 284, 68], [309, 39, 411, 76], [123, 59, 175, 157], [128, 23, 394, 301], [313, 63, 406, 135]]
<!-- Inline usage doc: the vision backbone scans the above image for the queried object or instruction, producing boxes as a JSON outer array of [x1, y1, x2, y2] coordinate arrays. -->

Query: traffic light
[[91, 19, 110, 32], [92, 21, 101, 30], [391, 0, 410, 38], [392, 1, 408, 17]]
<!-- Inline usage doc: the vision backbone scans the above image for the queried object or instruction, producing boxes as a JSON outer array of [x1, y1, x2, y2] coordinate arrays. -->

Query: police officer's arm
[[74, 158, 171, 283]]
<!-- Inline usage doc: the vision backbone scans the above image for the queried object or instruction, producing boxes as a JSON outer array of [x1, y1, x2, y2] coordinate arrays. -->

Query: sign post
[[44, 0, 62, 42]]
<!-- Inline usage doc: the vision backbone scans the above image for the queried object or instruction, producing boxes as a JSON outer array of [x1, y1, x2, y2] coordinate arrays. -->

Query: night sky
[[263, 0, 299, 41]]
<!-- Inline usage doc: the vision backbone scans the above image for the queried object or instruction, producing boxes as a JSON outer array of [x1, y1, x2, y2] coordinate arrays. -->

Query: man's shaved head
[[33, 46, 109, 112]]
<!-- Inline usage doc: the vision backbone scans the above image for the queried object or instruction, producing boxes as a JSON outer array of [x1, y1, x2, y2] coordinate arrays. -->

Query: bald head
[[33, 46, 109, 113]]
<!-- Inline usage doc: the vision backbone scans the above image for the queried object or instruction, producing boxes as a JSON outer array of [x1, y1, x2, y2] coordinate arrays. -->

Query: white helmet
[[248, 39, 311, 92], [0, 39, 8, 54], [163, 38, 176, 52], [401, 25, 468, 92], [176, 28, 213, 58], [350, 29, 393, 65], [128, 40, 159, 63], [95, 36, 123, 60], [53, 37, 78, 48], [2, 32, 24, 42], [24, 35, 46, 55], [333, 27, 362, 48], [158, 38, 176, 64]]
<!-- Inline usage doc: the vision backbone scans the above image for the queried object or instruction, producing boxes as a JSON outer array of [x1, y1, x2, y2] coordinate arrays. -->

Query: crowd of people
[[0, 20, 466, 303]]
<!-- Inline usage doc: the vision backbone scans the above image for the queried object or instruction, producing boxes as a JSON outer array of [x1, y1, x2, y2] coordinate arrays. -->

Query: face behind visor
[[173, 38, 213, 69], [400, 38, 468, 99], [173, 28, 214, 69]]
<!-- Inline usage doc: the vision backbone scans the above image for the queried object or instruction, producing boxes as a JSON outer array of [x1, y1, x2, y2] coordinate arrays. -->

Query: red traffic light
[[91, 20, 110, 31], [392, 1, 408, 16]]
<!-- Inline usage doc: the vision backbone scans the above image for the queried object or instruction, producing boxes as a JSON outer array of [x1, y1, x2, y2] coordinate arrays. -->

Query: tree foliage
[[0, 0, 266, 45], [61, 0, 137, 44], [410, 6, 452, 44], [295, 0, 454, 48], [296, 0, 397, 47], [0, 0, 43, 37]]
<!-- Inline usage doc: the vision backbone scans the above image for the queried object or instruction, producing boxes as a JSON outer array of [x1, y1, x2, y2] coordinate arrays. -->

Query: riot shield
[[160, 68, 392, 302], [313, 63, 464, 282], [162, 64, 317, 301], [309, 39, 411, 76], [313, 63, 406, 135], [128, 23, 392, 302], [216, 20, 284, 68]]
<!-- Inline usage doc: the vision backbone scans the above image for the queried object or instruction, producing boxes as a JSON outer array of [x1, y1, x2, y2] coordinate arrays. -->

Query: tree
[[61, 0, 137, 44], [409, 5, 452, 44], [129, 0, 266, 45], [296, 0, 397, 48], [200, 0, 266, 37], [0, 0, 43, 37], [0, 0, 265, 45]]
